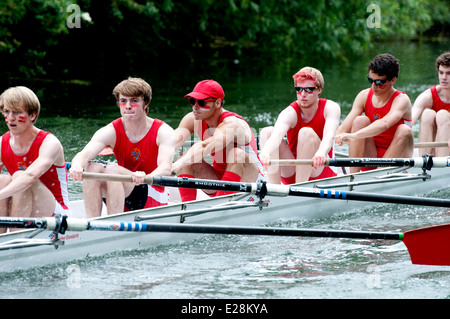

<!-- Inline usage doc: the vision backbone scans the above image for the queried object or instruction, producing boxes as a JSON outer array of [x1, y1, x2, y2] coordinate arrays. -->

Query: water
[[0, 41, 449, 300]]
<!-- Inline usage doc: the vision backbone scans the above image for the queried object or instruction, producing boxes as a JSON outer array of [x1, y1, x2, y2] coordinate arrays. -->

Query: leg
[[384, 124, 414, 158], [0, 175, 11, 234], [177, 161, 219, 201], [225, 147, 259, 183], [83, 162, 107, 219], [435, 110, 450, 157], [348, 116, 377, 173], [295, 127, 321, 182], [418, 108, 437, 155], [259, 126, 295, 184], [102, 164, 136, 215], [7, 171, 55, 231]]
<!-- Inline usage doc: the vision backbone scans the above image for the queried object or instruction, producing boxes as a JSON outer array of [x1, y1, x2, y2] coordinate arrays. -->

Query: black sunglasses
[[188, 97, 217, 107], [295, 86, 317, 93], [367, 75, 387, 86]]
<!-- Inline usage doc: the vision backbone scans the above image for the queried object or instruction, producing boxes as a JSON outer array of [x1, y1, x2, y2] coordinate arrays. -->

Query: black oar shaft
[[287, 187, 450, 208], [85, 220, 402, 240]]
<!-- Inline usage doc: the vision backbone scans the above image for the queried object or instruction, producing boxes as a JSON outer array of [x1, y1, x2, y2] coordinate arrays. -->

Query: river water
[[0, 41, 449, 301]]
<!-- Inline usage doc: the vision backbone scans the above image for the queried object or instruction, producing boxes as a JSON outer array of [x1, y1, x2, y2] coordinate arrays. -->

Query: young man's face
[[118, 94, 147, 121], [368, 70, 396, 95], [2, 104, 35, 134], [438, 65, 450, 89], [295, 79, 321, 108]]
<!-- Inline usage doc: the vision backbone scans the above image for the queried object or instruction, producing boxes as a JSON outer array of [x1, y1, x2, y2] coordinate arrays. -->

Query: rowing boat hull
[[0, 166, 448, 272]]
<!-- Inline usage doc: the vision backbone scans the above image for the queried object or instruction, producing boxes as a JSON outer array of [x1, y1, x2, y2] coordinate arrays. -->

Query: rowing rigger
[[0, 215, 448, 266]]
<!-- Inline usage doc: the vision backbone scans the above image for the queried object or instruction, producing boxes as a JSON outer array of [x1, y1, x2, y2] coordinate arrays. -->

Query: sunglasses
[[295, 86, 318, 93], [188, 97, 217, 108], [367, 75, 387, 86]]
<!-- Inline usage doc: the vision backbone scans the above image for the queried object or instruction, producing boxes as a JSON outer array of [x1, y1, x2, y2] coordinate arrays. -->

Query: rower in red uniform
[[0, 86, 70, 233], [172, 79, 267, 202], [412, 52, 450, 157], [259, 67, 341, 184], [335, 53, 414, 172], [70, 77, 176, 218]]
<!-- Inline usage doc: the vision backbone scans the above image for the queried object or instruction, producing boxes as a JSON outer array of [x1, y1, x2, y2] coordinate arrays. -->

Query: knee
[[259, 126, 274, 146], [103, 164, 123, 175], [352, 116, 371, 131], [298, 127, 316, 142], [396, 124, 413, 140], [435, 110, 449, 127], [421, 108, 437, 125], [226, 147, 247, 165], [85, 162, 107, 173]]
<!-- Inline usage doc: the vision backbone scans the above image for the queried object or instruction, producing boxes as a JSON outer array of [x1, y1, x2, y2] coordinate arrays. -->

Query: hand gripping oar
[[1, 216, 449, 266], [81, 172, 450, 208]]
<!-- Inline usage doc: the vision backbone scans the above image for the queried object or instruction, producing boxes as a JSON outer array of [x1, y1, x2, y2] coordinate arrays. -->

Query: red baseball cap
[[184, 80, 225, 100]]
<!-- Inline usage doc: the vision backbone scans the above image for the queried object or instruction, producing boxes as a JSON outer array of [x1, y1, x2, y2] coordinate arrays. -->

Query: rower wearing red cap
[[172, 79, 267, 202]]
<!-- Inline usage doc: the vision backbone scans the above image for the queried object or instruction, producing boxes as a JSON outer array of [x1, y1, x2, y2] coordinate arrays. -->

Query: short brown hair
[[113, 77, 152, 113], [292, 67, 324, 90], [436, 52, 450, 71], [368, 53, 399, 80], [0, 86, 40, 123]]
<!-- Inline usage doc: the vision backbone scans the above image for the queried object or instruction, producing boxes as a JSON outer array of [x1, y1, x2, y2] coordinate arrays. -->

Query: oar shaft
[[0, 216, 400, 240], [270, 157, 450, 168], [287, 187, 450, 207], [85, 221, 402, 240]]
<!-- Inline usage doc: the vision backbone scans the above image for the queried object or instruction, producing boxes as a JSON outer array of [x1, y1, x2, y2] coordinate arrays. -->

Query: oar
[[81, 172, 450, 208], [1, 216, 448, 266], [269, 156, 450, 168], [414, 141, 448, 148]]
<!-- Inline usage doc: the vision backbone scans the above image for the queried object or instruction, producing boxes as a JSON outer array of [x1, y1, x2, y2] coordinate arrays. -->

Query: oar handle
[[414, 141, 448, 148], [82, 172, 155, 185]]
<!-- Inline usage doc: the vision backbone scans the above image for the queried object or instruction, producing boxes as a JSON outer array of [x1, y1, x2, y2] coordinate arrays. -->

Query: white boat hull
[[0, 166, 448, 272]]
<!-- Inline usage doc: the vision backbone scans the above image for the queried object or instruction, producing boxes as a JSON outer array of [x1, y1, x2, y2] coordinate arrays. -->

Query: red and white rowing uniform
[[200, 111, 267, 182], [430, 85, 450, 112], [112, 118, 169, 210], [364, 88, 412, 158], [1, 130, 70, 216], [282, 98, 337, 184]]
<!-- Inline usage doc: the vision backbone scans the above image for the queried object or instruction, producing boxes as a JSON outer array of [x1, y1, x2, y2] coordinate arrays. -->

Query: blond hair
[[0, 86, 41, 123], [292, 67, 324, 90], [113, 77, 152, 114]]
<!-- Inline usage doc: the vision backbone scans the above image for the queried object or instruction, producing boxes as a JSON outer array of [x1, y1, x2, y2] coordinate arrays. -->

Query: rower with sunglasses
[[335, 53, 414, 173], [171, 79, 267, 202], [259, 67, 341, 184]]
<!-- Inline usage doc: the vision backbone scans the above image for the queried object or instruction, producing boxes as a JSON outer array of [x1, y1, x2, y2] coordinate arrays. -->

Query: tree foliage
[[0, 0, 448, 83]]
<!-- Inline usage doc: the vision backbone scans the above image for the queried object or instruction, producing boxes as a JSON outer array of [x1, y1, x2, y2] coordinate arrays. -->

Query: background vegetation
[[1, 0, 449, 85]]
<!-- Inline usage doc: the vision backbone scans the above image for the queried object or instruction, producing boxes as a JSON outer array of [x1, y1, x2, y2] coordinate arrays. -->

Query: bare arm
[[316, 100, 341, 158], [152, 123, 176, 177], [350, 93, 411, 140], [335, 89, 368, 145], [69, 124, 116, 181], [411, 89, 433, 126], [172, 115, 250, 173], [259, 106, 297, 164]]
